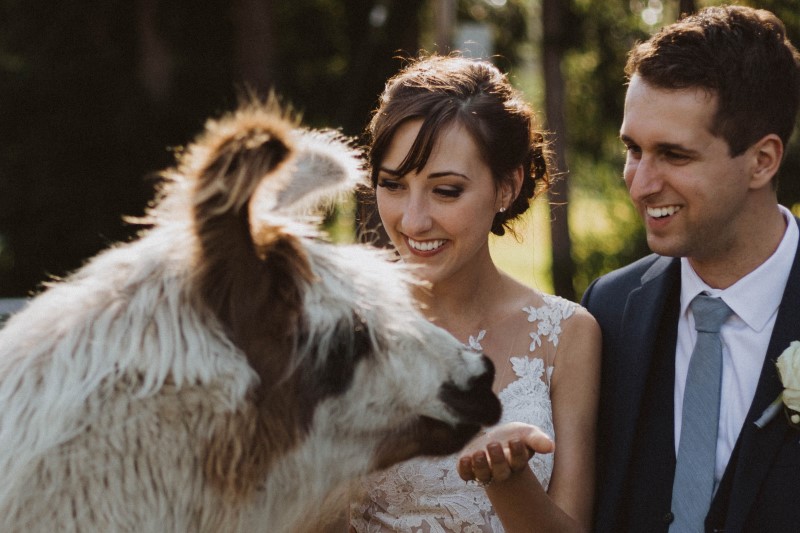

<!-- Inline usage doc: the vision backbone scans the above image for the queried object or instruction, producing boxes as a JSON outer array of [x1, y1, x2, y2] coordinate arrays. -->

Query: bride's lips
[[405, 236, 448, 256]]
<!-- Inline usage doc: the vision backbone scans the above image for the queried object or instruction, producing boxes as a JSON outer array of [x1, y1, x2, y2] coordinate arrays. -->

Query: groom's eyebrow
[[655, 141, 696, 153], [620, 134, 697, 154]]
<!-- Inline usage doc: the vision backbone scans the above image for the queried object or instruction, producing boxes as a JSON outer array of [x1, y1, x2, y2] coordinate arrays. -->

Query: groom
[[583, 5, 800, 533]]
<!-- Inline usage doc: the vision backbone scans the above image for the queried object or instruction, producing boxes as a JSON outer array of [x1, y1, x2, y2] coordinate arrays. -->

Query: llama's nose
[[439, 355, 502, 427], [473, 354, 496, 392]]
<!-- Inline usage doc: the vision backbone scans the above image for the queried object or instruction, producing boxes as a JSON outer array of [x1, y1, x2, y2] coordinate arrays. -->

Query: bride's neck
[[416, 265, 508, 338]]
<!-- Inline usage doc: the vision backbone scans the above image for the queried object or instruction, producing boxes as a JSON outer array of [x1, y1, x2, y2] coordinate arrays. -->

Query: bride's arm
[[457, 307, 601, 532]]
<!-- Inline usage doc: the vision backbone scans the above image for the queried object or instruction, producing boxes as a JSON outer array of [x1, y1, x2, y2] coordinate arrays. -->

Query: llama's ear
[[254, 128, 366, 215], [191, 121, 294, 219]]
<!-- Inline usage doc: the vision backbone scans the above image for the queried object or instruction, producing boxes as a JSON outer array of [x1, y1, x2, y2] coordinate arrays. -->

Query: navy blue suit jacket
[[582, 217, 800, 533]]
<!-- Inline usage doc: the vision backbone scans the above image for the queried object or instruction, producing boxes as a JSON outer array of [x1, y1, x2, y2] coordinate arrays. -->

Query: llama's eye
[[351, 320, 372, 360], [309, 315, 373, 399]]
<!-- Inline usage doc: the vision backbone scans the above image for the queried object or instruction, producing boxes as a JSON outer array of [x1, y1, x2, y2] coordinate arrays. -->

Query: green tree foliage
[[751, 0, 800, 210], [562, 0, 650, 296], [456, 0, 529, 64]]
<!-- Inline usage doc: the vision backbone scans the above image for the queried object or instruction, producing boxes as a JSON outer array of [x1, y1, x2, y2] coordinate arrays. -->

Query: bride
[[349, 54, 600, 532]]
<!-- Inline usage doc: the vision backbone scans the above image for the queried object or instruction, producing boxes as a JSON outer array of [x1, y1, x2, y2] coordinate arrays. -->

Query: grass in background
[[490, 199, 554, 293]]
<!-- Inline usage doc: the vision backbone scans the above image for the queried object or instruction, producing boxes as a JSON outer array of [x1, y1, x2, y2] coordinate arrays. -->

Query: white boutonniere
[[755, 340, 800, 429]]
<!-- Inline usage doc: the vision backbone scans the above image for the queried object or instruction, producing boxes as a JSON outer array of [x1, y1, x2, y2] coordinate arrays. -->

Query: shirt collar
[[680, 205, 798, 332]]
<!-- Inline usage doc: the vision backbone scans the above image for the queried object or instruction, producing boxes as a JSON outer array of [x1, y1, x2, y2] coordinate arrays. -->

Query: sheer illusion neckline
[[467, 294, 577, 391], [351, 295, 579, 533]]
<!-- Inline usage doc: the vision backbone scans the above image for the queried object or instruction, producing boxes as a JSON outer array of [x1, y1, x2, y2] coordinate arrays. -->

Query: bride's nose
[[400, 193, 434, 235]]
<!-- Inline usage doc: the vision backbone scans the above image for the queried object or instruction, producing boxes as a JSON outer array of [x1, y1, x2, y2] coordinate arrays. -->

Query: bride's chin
[[396, 254, 447, 282]]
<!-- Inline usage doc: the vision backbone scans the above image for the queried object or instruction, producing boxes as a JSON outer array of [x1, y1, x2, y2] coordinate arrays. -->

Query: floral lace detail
[[351, 296, 579, 533], [467, 330, 486, 351], [524, 293, 576, 351]]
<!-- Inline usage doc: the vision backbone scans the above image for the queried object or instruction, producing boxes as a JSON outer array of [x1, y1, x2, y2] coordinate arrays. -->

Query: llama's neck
[[252, 434, 366, 533]]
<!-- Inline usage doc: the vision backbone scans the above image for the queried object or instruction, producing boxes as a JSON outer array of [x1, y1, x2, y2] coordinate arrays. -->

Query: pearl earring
[[498, 207, 506, 213]]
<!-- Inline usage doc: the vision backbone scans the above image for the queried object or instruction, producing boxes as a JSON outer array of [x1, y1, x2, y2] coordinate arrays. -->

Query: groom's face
[[619, 75, 754, 266]]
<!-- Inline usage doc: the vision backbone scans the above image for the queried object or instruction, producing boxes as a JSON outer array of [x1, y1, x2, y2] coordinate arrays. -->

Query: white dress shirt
[[676, 204, 798, 486]]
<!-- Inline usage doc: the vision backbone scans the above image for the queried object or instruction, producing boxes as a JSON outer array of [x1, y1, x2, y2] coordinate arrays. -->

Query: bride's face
[[375, 119, 503, 285]]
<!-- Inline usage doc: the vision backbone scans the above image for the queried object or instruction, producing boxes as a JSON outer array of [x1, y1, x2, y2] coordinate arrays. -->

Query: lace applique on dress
[[351, 295, 579, 533]]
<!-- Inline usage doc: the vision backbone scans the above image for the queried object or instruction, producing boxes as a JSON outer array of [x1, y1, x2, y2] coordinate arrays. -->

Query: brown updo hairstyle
[[366, 54, 552, 236]]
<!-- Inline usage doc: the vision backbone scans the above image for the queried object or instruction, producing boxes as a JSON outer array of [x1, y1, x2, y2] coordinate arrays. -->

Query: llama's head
[[162, 100, 501, 507]]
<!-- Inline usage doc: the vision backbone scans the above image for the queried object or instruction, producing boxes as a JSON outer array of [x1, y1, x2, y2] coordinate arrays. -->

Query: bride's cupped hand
[[456, 422, 554, 486]]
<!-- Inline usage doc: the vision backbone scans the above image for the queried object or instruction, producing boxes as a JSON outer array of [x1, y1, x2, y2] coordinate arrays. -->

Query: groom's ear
[[748, 133, 783, 190]]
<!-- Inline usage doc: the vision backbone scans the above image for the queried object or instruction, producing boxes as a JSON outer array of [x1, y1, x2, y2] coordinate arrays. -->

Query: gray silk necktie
[[669, 294, 733, 533]]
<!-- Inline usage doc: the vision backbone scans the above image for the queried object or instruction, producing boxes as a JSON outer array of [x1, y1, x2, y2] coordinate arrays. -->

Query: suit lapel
[[722, 220, 800, 530], [605, 256, 680, 519]]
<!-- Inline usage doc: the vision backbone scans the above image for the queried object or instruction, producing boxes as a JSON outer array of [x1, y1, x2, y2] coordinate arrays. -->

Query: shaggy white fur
[[0, 101, 500, 532]]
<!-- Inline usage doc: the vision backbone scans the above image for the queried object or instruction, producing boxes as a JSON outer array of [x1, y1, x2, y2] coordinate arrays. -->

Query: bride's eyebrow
[[378, 167, 402, 177], [428, 171, 471, 181], [377, 167, 471, 181]]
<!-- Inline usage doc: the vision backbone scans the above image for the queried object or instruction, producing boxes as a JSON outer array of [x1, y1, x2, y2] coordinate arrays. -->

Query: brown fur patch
[[188, 106, 321, 501], [203, 380, 315, 502], [203, 402, 268, 502]]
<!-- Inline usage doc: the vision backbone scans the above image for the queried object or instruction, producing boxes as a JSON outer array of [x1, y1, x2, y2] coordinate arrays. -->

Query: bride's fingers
[[457, 426, 553, 485], [471, 451, 493, 485], [486, 442, 512, 482], [526, 430, 555, 454], [508, 439, 533, 471], [457, 456, 476, 482]]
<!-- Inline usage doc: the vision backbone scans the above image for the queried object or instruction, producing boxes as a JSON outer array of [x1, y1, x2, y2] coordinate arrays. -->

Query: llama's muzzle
[[439, 355, 502, 429]]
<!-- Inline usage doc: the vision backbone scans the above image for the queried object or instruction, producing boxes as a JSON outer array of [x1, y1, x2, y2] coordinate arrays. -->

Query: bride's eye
[[433, 185, 464, 198], [434, 186, 462, 199], [377, 178, 403, 192]]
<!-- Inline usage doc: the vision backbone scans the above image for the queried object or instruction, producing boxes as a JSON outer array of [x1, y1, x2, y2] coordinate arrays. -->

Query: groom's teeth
[[647, 206, 681, 218], [408, 239, 446, 251]]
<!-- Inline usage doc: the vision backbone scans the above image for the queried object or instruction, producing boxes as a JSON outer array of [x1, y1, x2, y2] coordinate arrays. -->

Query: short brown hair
[[625, 5, 800, 156]]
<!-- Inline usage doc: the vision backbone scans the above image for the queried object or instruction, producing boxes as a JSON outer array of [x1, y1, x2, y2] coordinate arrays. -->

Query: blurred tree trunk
[[434, 0, 456, 53], [679, 0, 696, 18], [232, 0, 278, 95], [136, 0, 173, 104], [542, 0, 576, 301]]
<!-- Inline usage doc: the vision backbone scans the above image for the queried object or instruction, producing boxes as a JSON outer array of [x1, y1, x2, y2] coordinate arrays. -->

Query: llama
[[0, 101, 501, 532]]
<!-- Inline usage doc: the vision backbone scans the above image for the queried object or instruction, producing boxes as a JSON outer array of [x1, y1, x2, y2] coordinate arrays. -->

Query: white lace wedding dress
[[350, 294, 578, 533]]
